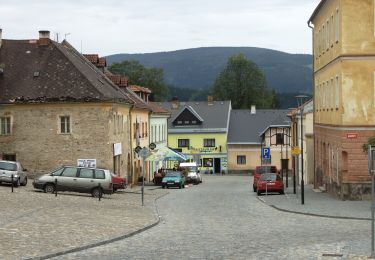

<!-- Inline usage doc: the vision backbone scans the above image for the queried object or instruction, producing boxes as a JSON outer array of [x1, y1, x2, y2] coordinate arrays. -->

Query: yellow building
[[160, 98, 231, 173], [309, 0, 375, 199], [227, 108, 291, 173]]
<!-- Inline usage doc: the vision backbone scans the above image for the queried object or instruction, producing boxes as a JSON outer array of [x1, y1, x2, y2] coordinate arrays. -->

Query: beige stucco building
[[309, 0, 375, 199], [227, 108, 291, 173]]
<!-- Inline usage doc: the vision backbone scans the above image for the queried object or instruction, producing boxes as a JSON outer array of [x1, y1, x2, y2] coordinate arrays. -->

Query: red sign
[[346, 133, 358, 139]]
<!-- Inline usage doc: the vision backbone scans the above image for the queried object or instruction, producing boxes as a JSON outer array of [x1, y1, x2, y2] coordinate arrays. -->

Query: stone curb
[[256, 196, 371, 221], [27, 192, 169, 260]]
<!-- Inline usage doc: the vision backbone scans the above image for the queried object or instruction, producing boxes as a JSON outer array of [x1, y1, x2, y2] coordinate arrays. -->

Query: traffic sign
[[262, 148, 271, 159], [291, 146, 301, 155]]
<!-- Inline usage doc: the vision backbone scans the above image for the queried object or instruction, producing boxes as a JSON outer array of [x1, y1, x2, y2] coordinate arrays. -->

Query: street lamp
[[296, 95, 308, 205]]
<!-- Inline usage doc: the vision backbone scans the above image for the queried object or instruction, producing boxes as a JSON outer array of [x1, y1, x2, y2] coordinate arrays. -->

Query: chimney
[[251, 105, 256, 114], [207, 95, 214, 105], [0, 28, 2, 48], [171, 97, 179, 109], [38, 30, 50, 46]]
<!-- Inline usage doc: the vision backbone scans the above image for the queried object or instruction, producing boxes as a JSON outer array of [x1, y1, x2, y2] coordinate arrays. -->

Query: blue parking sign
[[262, 148, 271, 159]]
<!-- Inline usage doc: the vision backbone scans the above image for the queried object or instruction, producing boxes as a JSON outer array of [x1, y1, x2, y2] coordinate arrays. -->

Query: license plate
[[268, 183, 275, 185]]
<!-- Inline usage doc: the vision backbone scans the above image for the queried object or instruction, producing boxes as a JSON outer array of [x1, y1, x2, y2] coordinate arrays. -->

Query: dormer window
[[184, 120, 189, 124], [192, 120, 197, 124], [33, 71, 40, 77]]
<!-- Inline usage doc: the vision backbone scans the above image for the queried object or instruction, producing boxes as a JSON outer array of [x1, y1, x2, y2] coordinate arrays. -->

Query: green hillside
[[106, 47, 312, 94]]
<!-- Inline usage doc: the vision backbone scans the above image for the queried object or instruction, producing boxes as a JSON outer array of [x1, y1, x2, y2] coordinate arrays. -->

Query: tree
[[109, 60, 169, 101], [211, 54, 276, 109]]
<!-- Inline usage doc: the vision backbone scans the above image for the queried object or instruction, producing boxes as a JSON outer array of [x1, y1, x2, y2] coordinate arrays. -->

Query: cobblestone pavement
[[53, 175, 373, 260], [0, 183, 167, 260]]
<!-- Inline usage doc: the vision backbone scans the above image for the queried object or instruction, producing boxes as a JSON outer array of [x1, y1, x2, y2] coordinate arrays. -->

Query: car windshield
[[0, 162, 16, 171], [181, 166, 197, 172], [260, 174, 277, 181], [165, 172, 181, 177], [257, 166, 277, 174]]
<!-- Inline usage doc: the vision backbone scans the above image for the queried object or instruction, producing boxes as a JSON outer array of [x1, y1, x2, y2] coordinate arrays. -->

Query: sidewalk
[[258, 182, 371, 220]]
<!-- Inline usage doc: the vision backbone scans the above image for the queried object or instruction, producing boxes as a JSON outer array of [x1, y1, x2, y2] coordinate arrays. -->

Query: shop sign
[[191, 146, 216, 153], [114, 143, 122, 156], [77, 159, 96, 168], [347, 133, 358, 139]]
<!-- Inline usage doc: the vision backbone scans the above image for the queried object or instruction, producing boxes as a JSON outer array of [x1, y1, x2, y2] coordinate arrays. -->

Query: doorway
[[214, 158, 221, 173]]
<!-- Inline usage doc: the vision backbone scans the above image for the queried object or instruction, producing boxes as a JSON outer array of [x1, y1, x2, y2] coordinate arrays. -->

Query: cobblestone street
[[53, 175, 372, 260], [0, 184, 166, 260]]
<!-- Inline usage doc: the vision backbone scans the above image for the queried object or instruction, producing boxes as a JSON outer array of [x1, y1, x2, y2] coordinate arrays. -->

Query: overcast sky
[[0, 0, 321, 56]]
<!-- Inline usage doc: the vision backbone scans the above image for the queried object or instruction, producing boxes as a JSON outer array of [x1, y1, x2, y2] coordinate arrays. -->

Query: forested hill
[[106, 47, 313, 94]]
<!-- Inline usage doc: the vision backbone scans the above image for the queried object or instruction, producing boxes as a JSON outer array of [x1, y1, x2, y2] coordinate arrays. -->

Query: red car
[[111, 172, 126, 192], [253, 165, 277, 192], [256, 173, 284, 195]]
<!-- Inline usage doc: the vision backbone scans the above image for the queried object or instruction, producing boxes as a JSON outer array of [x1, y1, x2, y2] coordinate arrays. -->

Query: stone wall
[[0, 102, 131, 178]]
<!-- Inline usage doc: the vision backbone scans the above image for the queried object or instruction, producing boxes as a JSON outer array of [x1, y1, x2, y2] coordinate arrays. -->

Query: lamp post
[[296, 95, 308, 205]]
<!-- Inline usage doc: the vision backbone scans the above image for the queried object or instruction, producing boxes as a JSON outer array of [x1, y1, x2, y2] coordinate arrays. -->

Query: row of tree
[[108, 54, 279, 109]]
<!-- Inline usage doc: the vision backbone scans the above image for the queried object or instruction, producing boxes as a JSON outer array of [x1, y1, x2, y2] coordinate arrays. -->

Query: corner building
[[309, 0, 375, 199]]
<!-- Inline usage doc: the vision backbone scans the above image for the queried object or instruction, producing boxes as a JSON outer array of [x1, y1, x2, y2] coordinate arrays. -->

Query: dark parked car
[[33, 166, 113, 197], [0, 160, 28, 187], [161, 171, 185, 189], [256, 173, 284, 195], [252, 165, 277, 192]]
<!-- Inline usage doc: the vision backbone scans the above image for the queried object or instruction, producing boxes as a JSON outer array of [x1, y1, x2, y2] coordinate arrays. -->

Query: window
[[79, 169, 94, 178], [331, 78, 334, 108], [0, 117, 11, 135], [276, 133, 284, 145], [178, 139, 189, 147], [335, 9, 340, 42], [51, 168, 64, 176], [133, 123, 136, 139], [177, 121, 182, 124], [60, 116, 70, 134], [203, 158, 213, 167], [94, 170, 105, 179], [204, 139, 215, 147], [145, 122, 148, 137], [61, 167, 77, 177], [237, 155, 246, 165], [335, 76, 340, 108], [331, 14, 334, 46]]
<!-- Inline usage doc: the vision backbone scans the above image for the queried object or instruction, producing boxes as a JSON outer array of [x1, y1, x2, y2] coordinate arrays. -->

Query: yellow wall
[[227, 145, 291, 171], [312, 0, 375, 71], [315, 59, 375, 126]]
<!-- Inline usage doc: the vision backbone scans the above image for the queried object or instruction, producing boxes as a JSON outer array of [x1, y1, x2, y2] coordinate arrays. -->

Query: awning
[[145, 147, 187, 162]]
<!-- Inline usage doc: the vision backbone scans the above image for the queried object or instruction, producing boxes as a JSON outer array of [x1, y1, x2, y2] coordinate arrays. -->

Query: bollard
[[11, 174, 14, 193], [55, 178, 58, 197], [98, 183, 102, 201]]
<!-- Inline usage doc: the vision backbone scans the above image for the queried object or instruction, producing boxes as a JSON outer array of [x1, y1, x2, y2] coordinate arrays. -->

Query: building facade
[[160, 98, 231, 174], [227, 109, 291, 173], [0, 30, 133, 177], [309, 0, 375, 199]]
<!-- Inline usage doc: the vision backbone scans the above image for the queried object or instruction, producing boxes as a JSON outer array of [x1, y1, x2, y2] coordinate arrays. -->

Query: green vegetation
[[106, 47, 312, 94], [211, 54, 276, 109], [109, 60, 169, 101]]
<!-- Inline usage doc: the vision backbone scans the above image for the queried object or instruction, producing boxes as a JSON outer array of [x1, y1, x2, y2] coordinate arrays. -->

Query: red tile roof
[[129, 85, 152, 94]]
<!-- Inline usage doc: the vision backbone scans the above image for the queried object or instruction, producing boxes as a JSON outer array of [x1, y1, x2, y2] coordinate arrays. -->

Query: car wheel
[[257, 190, 261, 196], [21, 177, 28, 186], [162, 185, 165, 189], [280, 189, 285, 195], [179, 184, 182, 189], [182, 184, 185, 188], [91, 187, 103, 198], [14, 178, 20, 188], [167, 186, 169, 189], [44, 183, 55, 193], [253, 186, 257, 192]]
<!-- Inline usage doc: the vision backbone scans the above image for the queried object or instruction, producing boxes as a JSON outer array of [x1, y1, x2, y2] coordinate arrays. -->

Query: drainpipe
[[308, 21, 316, 189]]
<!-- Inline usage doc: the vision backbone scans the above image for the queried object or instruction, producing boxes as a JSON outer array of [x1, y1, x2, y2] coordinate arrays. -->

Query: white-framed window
[[322, 82, 326, 108], [322, 25, 325, 53], [0, 117, 11, 135], [335, 75, 340, 108], [335, 8, 340, 42], [326, 20, 329, 50], [60, 116, 71, 134]]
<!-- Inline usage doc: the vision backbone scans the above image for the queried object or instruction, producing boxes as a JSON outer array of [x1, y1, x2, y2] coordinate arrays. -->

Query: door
[[214, 158, 221, 174], [58, 167, 79, 191], [77, 168, 95, 192]]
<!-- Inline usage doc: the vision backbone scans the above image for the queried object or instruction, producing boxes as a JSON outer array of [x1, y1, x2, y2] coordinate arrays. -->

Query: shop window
[[203, 158, 213, 167]]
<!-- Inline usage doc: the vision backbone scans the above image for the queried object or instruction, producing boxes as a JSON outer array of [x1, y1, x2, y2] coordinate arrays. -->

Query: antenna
[[64, 33, 71, 40], [55, 33, 59, 43]]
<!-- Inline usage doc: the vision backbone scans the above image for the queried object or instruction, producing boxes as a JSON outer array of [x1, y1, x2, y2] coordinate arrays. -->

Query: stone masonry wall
[[0, 103, 131, 178]]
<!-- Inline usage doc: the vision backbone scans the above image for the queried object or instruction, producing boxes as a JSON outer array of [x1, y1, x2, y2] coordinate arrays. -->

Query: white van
[[179, 162, 202, 184]]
